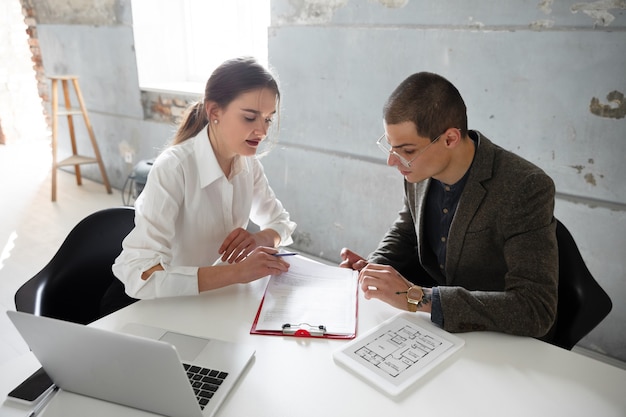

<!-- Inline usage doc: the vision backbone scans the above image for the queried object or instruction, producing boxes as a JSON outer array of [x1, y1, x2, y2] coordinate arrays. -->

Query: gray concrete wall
[[264, 0, 626, 361], [31, 0, 625, 362]]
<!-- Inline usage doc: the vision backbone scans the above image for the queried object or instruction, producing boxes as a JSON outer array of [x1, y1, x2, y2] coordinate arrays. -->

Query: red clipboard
[[249, 261, 359, 339], [250, 293, 358, 339]]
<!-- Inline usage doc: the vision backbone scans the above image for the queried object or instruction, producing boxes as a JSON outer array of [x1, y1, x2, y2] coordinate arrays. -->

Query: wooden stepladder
[[49, 75, 112, 201]]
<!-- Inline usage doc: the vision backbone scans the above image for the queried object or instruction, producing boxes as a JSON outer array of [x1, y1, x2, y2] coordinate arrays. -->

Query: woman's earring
[[213, 120, 218, 124]]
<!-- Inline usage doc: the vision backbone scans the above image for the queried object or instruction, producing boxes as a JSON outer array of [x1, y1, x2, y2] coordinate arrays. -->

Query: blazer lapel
[[445, 132, 494, 284], [414, 178, 430, 264]]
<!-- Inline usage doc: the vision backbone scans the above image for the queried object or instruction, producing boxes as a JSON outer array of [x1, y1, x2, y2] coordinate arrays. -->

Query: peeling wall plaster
[[571, 0, 626, 26], [285, 0, 349, 24], [568, 160, 605, 187], [590, 91, 626, 119], [538, 0, 554, 14], [585, 172, 597, 185], [530, 19, 555, 29], [376, 0, 409, 8], [570, 164, 585, 174], [33, 0, 126, 25]]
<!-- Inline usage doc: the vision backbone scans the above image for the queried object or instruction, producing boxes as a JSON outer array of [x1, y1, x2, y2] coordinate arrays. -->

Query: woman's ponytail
[[172, 101, 208, 145]]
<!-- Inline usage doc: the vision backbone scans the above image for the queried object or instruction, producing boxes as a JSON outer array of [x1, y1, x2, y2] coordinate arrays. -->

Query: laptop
[[7, 310, 255, 417]]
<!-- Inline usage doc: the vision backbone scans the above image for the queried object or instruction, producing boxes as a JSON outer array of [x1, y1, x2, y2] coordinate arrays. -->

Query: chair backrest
[[548, 220, 612, 350], [14, 206, 135, 324]]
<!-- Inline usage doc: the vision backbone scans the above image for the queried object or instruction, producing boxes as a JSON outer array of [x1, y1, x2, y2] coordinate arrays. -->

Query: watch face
[[407, 286, 423, 303]]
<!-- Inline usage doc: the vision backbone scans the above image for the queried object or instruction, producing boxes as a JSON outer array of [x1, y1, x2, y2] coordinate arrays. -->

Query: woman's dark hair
[[172, 57, 280, 145], [383, 72, 468, 140]]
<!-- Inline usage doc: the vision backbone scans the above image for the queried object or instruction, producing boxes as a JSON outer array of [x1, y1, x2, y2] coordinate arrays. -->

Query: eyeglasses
[[376, 132, 443, 168]]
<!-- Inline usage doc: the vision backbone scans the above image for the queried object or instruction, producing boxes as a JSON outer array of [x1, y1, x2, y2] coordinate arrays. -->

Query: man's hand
[[339, 248, 368, 271], [358, 263, 432, 313]]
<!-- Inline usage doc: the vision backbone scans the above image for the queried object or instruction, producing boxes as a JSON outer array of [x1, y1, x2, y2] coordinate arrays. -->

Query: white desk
[[2, 276, 626, 417]]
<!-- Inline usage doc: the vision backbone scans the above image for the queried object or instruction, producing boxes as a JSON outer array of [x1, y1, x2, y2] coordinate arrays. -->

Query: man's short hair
[[383, 72, 468, 140]]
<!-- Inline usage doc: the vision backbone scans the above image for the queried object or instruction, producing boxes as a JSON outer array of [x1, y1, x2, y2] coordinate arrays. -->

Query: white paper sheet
[[253, 255, 358, 336]]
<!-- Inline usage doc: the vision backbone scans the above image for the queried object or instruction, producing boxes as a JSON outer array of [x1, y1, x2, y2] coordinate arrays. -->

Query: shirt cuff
[[265, 222, 296, 247], [128, 266, 200, 299], [430, 287, 444, 327]]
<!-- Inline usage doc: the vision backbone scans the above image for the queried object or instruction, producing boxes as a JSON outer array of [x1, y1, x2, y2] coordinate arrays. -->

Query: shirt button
[[445, 185, 451, 192], [439, 264, 444, 269], [441, 236, 446, 242], [443, 208, 449, 214]]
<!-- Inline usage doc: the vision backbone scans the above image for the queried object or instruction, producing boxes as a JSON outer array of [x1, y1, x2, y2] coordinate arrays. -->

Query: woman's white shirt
[[112, 132, 296, 299]]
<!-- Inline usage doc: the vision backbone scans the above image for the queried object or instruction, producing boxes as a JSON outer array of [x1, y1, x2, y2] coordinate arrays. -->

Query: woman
[[110, 57, 296, 302]]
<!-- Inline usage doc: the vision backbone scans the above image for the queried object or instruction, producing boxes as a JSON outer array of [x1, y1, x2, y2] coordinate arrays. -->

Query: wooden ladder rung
[[56, 155, 99, 167], [56, 108, 84, 116]]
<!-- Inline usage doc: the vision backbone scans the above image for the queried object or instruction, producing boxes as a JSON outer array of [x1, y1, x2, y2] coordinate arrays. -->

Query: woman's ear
[[205, 101, 221, 123]]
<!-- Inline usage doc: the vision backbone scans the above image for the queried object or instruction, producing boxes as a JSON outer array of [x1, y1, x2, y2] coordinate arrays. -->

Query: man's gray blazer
[[370, 131, 558, 337]]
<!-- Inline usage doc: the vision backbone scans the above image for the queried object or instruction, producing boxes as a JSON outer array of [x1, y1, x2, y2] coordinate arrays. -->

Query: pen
[[29, 386, 58, 417], [273, 252, 298, 257]]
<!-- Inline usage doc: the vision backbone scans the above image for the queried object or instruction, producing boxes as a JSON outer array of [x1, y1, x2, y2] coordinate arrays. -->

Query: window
[[131, 0, 270, 94]]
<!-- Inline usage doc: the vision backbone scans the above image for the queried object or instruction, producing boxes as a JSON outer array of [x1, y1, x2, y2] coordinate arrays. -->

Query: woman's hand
[[219, 228, 279, 263], [198, 246, 290, 292], [339, 248, 368, 271], [233, 247, 290, 283]]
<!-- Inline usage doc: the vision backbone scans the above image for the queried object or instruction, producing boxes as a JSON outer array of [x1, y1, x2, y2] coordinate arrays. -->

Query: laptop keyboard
[[183, 363, 229, 410]]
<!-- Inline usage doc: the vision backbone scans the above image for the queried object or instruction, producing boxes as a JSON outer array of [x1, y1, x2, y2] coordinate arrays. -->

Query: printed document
[[251, 255, 358, 337]]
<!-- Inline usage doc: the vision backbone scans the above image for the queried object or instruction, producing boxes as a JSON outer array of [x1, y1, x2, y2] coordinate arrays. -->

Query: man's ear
[[444, 127, 462, 147]]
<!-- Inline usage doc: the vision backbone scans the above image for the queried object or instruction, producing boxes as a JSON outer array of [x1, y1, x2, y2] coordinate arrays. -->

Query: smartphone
[[7, 367, 55, 405]]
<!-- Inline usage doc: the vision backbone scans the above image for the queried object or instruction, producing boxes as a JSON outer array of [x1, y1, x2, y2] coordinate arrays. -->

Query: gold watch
[[406, 285, 424, 312]]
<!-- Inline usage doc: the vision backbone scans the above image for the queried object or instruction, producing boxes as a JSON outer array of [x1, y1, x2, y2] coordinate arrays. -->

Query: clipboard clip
[[282, 323, 327, 337]]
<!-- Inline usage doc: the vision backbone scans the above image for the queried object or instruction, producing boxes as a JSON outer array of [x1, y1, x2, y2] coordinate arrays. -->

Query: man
[[340, 72, 558, 337]]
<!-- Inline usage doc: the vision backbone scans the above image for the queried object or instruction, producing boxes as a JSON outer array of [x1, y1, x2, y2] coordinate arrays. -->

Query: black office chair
[[14, 206, 138, 324], [546, 220, 612, 350]]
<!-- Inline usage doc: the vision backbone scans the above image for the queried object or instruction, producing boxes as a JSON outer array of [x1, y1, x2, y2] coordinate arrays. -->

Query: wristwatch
[[406, 285, 424, 312]]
